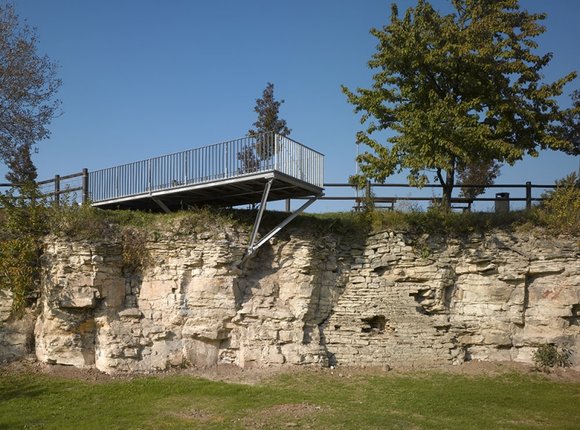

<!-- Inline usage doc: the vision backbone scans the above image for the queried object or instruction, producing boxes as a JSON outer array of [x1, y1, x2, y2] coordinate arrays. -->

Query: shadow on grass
[[0, 378, 47, 402]]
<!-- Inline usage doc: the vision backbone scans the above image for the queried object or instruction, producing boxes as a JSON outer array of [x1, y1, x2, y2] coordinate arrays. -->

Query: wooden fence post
[[54, 174, 60, 206], [525, 181, 532, 210], [82, 168, 89, 204]]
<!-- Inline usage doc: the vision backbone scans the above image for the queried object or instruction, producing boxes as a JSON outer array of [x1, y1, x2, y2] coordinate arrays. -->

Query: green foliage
[[170, 206, 241, 235], [343, 0, 576, 206], [534, 172, 580, 235], [310, 207, 532, 237], [562, 89, 580, 155], [47, 204, 115, 240], [0, 186, 47, 314], [0, 236, 40, 314], [47, 204, 170, 240], [0, 1, 63, 312], [533, 344, 573, 372], [0, 3, 61, 183]]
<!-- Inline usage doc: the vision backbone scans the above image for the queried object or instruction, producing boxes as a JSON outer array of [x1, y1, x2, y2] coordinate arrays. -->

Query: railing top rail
[[276, 134, 325, 157], [89, 132, 323, 176]]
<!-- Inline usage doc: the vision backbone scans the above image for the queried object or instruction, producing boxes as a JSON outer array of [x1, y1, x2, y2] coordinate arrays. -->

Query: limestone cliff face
[[1, 226, 578, 372], [0, 290, 36, 362]]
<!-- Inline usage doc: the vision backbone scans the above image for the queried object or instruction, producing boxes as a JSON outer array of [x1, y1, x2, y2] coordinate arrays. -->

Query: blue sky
[[9, 0, 580, 211]]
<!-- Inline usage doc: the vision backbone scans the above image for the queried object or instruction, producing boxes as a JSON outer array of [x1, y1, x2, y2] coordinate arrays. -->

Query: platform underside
[[91, 171, 323, 211]]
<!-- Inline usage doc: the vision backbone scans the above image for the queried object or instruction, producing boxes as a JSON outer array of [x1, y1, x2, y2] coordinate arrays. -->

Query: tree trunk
[[436, 160, 456, 210]]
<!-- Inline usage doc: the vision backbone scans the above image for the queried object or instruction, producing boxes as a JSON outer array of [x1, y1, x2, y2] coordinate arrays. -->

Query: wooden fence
[[0, 170, 561, 212], [0, 169, 89, 205], [317, 181, 557, 212]]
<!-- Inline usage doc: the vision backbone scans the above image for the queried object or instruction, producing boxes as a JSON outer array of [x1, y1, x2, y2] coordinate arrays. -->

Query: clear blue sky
[[9, 0, 580, 211]]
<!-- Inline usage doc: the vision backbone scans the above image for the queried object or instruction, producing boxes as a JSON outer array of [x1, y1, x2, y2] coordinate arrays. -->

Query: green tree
[[0, 3, 61, 185], [343, 0, 576, 207], [4, 143, 37, 184], [562, 90, 579, 155], [249, 82, 291, 161]]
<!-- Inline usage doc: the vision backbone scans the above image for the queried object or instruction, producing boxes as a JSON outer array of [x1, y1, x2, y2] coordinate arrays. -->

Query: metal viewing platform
[[88, 133, 324, 261], [89, 133, 324, 211]]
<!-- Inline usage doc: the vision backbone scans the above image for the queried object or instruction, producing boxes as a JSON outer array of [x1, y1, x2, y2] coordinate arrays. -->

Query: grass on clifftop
[[30, 202, 578, 242], [0, 370, 578, 429]]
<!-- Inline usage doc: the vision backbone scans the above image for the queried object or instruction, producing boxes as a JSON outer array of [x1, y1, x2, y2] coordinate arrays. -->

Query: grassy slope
[[1, 371, 578, 429]]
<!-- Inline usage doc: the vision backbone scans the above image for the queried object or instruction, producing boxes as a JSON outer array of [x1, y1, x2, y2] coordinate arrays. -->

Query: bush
[[532, 344, 573, 372], [47, 204, 114, 240], [535, 173, 580, 235], [0, 186, 47, 314]]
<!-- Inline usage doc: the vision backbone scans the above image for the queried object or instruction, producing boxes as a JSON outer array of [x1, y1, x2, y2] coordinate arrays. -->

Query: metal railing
[[89, 133, 324, 203]]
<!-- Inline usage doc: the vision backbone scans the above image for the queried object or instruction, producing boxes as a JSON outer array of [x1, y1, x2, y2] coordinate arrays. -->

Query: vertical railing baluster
[[148, 159, 152, 194]]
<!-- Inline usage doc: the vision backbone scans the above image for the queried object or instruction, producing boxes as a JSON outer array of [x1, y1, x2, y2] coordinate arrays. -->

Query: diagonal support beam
[[151, 196, 171, 213], [247, 178, 273, 253], [242, 194, 319, 263]]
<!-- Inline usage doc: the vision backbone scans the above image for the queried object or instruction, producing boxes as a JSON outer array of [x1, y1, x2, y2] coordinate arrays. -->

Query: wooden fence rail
[[0, 168, 89, 205], [319, 181, 558, 211], [0, 171, 562, 212]]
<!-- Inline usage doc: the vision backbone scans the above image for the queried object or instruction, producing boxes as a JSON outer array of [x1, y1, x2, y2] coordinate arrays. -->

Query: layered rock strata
[[1, 226, 578, 372]]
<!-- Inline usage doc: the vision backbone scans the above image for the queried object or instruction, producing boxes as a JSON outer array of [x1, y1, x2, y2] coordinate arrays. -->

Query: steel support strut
[[151, 196, 171, 213], [246, 178, 273, 256], [242, 192, 320, 263]]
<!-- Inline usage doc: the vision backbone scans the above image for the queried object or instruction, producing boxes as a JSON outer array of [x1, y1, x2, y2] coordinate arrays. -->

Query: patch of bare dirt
[[0, 358, 306, 385], [168, 408, 223, 424], [2, 356, 579, 384], [0, 357, 116, 383], [241, 403, 324, 429]]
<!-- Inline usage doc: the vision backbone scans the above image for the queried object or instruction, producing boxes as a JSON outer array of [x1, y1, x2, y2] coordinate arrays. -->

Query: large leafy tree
[[343, 0, 576, 206], [563, 90, 579, 155], [0, 3, 61, 185]]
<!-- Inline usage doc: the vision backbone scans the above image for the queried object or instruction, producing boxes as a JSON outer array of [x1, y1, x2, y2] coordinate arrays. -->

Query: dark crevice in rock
[[522, 274, 530, 327], [361, 315, 386, 334], [562, 304, 579, 326]]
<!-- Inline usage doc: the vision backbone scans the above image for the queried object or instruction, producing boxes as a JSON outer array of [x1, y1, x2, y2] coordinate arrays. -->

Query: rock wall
[[323, 231, 579, 368], [0, 290, 36, 362], [1, 224, 578, 372]]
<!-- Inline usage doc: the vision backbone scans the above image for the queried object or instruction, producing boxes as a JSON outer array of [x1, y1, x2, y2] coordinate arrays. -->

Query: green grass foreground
[[1, 370, 578, 429]]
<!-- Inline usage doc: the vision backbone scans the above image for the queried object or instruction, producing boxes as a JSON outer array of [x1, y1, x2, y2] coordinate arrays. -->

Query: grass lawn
[[1, 369, 578, 429]]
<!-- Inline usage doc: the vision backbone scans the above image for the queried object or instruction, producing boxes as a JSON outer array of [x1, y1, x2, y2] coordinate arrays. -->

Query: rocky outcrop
[[323, 231, 579, 368], [0, 290, 36, 362], [2, 224, 578, 372]]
